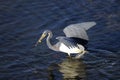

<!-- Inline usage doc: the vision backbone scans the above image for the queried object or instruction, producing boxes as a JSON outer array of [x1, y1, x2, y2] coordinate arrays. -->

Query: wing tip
[[90, 21, 97, 26], [82, 21, 97, 30]]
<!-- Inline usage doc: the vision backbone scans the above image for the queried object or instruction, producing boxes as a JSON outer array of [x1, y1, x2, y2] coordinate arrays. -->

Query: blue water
[[0, 0, 120, 80]]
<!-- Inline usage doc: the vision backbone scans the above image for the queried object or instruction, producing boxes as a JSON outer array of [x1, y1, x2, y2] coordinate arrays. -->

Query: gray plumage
[[63, 22, 96, 40]]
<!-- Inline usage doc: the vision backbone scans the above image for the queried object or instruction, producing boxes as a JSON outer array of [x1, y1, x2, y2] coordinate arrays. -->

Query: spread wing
[[63, 22, 96, 40]]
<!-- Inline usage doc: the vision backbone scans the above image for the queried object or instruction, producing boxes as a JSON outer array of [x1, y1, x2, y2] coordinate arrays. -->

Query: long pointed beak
[[35, 34, 46, 46]]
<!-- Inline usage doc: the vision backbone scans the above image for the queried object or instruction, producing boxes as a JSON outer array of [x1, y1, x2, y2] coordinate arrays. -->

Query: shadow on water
[[48, 58, 86, 80]]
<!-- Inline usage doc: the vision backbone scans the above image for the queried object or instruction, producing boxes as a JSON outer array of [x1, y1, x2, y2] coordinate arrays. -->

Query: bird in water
[[35, 22, 96, 59]]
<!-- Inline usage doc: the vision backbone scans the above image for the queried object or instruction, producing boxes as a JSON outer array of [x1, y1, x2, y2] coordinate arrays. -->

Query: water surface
[[0, 0, 120, 80]]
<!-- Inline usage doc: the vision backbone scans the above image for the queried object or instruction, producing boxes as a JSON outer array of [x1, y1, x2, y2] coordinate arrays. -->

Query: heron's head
[[35, 30, 50, 46]]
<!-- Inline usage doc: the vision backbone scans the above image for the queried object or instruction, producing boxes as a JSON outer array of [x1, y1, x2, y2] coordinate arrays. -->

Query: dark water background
[[0, 0, 120, 80]]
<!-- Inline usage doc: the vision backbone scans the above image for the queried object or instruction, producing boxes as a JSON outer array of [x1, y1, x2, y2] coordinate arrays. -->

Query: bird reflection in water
[[48, 58, 86, 80], [59, 58, 86, 80]]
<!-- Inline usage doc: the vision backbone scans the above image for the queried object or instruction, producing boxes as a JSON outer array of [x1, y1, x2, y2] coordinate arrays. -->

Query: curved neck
[[46, 30, 55, 50]]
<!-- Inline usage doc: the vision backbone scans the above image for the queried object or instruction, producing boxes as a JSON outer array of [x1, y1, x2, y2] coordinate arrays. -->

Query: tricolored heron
[[35, 22, 96, 58]]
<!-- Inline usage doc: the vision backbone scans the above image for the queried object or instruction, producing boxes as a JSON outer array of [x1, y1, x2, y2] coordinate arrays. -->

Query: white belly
[[59, 43, 84, 54]]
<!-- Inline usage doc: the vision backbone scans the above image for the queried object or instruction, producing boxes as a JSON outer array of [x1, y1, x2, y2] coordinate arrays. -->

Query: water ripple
[[0, 0, 120, 80]]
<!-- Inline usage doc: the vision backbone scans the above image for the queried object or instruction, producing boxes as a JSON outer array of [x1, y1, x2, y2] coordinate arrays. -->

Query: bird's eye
[[43, 32, 47, 35]]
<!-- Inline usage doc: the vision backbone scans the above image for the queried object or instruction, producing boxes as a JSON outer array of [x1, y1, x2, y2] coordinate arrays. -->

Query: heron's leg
[[75, 51, 86, 59], [68, 53, 71, 57], [67, 53, 72, 59], [67, 53, 72, 58]]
